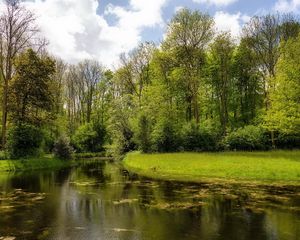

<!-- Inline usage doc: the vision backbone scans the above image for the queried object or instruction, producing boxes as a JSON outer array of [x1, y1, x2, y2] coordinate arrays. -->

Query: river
[[0, 160, 299, 240]]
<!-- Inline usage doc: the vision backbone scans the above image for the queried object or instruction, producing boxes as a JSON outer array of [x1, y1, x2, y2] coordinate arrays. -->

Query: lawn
[[0, 155, 75, 172], [123, 151, 300, 184]]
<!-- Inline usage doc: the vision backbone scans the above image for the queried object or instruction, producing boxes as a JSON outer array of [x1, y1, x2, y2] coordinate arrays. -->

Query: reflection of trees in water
[[1, 163, 300, 240], [203, 196, 268, 240], [73, 160, 112, 187], [3, 167, 72, 192], [0, 168, 73, 239]]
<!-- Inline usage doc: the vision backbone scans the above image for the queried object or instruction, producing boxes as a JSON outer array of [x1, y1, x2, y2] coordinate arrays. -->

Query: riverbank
[[123, 151, 300, 184], [0, 155, 76, 172]]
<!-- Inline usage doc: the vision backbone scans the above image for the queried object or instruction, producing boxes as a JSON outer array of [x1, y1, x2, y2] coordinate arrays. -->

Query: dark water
[[0, 160, 300, 240]]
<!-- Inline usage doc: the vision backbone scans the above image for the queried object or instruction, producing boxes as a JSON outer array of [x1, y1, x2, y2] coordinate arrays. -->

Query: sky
[[2, 0, 300, 67]]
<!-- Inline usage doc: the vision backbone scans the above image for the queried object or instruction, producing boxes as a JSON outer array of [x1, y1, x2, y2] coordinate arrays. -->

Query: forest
[[0, 0, 299, 160], [0, 1, 300, 239]]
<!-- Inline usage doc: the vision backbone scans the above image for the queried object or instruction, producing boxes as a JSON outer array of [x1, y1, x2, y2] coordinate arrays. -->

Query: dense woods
[[0, 0, 299, 159]]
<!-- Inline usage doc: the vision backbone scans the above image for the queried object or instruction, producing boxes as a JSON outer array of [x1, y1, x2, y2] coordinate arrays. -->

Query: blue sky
[[14, 0, 300, 66], [98, 0, 287, 45]]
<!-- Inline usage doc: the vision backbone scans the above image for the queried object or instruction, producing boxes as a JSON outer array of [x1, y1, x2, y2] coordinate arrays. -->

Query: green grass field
[[0, 155, 75, 172], [123, 151, 300, 184]]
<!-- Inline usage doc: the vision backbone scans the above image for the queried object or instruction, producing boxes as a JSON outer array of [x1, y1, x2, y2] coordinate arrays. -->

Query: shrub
[[42, 128, 56, 153], [152, 120, 182, 152], [7, 124, 44, 159], [53, 136, 74, 160], [224, 125, 269, 151], [0, 151, 8, 160], [72, 122, 106, 153], [182, 122, 218, 151], [276, 133, 300, 149]]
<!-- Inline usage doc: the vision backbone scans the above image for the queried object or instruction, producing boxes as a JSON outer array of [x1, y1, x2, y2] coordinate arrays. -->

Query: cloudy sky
[[7, 0, 300, 67]]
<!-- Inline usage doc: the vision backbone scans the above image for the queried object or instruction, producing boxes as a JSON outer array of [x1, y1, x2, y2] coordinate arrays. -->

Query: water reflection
[[0, 160, 299, 240]]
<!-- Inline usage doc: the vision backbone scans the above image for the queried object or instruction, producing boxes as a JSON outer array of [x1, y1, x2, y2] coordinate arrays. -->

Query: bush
[[152, 120, 182, 152], [0, 151, 8, 160], [42, 128, 56, 153], [182, 122, 218, 151], [72, 122, 106, 153], [53, 136, 74, 160], [276, 133, 300, 149], [7, 124, 44, 159], [224, 125, 269, 151]]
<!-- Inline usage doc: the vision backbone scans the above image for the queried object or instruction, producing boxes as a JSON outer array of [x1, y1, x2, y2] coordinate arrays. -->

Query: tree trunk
[[1, 80, 8, 148]]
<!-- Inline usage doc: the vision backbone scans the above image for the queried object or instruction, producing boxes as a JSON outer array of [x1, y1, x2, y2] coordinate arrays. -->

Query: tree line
[[0, 0, 299, 158]]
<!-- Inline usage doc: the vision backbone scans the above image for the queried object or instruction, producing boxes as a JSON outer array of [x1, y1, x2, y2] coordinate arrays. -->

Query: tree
[[265, 34, 300, 140], [0, 0, 42, 147], [163, 8, 214, 123], [10, 49, 56, 125], [79, 60, 105, 123], [243, 13, 300, 110], [208, 33, 235, 134], [117, 42, 156, 105], [231, 39, 263, 125]]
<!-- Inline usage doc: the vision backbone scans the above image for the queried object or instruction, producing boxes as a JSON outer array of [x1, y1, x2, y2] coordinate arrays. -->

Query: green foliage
[[265, 34, 300, 136], [231, 39, 263, 125], [7, 124, 44, 159], [135, 115, 152, 153], [224, 125, 269, 151], [276, 133, 300, 149], [207, 33, 235, 134], [53, 136, 74, 160], [182, 122, 218, 151], [10, 49, 56, 125], [73, 152, 107, 159], [107, 98, 137, 158], [152, 119, 182, 152], [72, 122, 106, 153], [0, 155, 74, 172], [42, 128, 56, 153], [0, 151, 8, 160]]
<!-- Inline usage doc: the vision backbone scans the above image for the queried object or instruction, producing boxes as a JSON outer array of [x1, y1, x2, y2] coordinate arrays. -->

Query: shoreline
[[0, 155, 76, 172], [123, 151, 300, 186]]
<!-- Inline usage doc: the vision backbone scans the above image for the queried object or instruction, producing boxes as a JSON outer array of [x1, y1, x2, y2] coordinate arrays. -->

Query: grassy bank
[[123, 151, 300, 184], [0, 155, 76, 172]]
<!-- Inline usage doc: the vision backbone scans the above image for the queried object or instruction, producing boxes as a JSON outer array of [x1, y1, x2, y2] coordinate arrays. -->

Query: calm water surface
[[0, 160, 299, 240]]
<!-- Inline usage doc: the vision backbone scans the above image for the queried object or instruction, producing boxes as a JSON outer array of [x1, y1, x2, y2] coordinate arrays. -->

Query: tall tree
[[208, 33, 235, 134], [0, 0, 40, 147], [10, 49, 56, 125], [117, 42, 156, 105], [242, 13, 300, 110], [79, 60, 105, 123], [231, 39, 263, 125], [163, 8, 214, 123], [265, 34, 300, 141]]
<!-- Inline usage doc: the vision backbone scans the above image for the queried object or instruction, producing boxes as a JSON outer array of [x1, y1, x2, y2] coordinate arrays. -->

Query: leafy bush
[[7, 124, 44, 159], [276, 133, 300, 149], [152, 120, 182, 152], [224, 125, 269, 151], [0, 151, 8, 160], [53, 136, 74, 160], [72, 122, 106, 153], [42, 128, 56, 153], [182, 122, 218, 151]]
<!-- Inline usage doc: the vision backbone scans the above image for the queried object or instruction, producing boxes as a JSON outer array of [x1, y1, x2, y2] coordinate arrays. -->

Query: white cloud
[[274, 0, 300, 12], [174, 6, 184, 13], [18, 0, 167, 67], [214, 11, 249, 38], [193, 0, 238, 7]]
